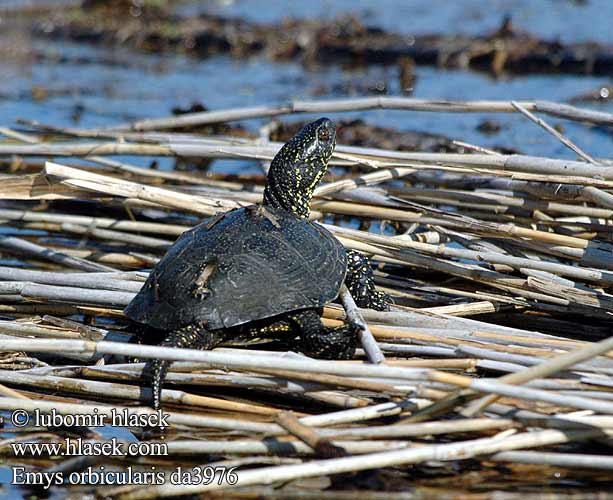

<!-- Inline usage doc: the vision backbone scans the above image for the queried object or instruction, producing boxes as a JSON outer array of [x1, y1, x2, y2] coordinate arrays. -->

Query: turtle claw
[[293, 310, 357, 360], [369, 290, 392, 311]]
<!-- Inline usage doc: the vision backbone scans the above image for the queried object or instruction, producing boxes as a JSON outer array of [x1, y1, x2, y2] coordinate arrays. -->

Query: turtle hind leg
[[144, 323, 221, 410], [291, 309, 358, 360], [127, 323, 167, 363], [345, 249, 391, 311]]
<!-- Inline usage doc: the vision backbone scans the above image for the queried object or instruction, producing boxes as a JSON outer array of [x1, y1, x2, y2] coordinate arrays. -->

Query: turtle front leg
[[345, 249, 391, 311], [290, 309, 358, 359], [144, 323, 221, 410]]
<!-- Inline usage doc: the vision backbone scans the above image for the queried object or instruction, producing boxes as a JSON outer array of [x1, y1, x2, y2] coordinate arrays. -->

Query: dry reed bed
[[0, 97, 612, 498]]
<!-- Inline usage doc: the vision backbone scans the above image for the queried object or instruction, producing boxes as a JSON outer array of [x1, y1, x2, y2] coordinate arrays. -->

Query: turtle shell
[[124, 205, 347, 330]]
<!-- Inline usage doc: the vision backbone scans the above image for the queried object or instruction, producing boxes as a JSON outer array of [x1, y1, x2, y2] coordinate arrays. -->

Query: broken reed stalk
[[229, 366, 405, 395], [464, 336, 613, 413], [0, 267, 144, 291], [0, 395, 412, 433], [275, 411, 346, 457], [98, 97, 613, 132], [0, 381, 29, 399], [3, 147, 613, 185], [0, 208, 190, 236], [0, 235, 115, 272], [489, 451, 613, 470], [0, 282, 136, 308], [339, 284, 385, 364], [0, 338, 430, 381], [510, 101, 600, 165], [43, 161, 240, 216]]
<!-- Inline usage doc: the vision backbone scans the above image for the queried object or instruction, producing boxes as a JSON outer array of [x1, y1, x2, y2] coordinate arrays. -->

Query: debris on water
[[398, 56, 416, 95], [476, 119, 502, 135], [569, 85, 613, 102], [273, 119, 517, 155], [31, 7, 613, 76]]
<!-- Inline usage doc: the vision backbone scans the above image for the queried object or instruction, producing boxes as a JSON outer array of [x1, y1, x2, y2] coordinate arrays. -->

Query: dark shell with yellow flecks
[[124, 205, 347, 331]]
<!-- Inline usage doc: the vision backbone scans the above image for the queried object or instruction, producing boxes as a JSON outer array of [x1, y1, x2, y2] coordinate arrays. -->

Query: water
[[0, 1, 611, 162], [0, 39, 611, 165]]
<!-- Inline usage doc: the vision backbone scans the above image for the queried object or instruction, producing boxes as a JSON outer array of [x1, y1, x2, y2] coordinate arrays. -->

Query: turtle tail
[[148, 359, 171, 411], [144, 323, 219, 410]]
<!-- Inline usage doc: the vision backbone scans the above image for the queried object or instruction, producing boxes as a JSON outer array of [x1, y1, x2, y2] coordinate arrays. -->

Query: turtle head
[[290, 117, 336, 165], [263, 118, 336, 218]]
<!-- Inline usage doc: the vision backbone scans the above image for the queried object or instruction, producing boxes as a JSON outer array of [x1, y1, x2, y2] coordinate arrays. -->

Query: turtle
[[124, 118, 390, 409]]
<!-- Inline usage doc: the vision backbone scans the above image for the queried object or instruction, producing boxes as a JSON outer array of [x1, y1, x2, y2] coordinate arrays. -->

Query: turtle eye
[[318, 127, 330, 142]]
